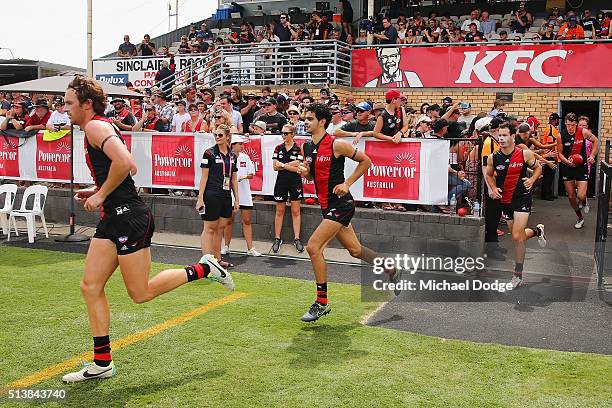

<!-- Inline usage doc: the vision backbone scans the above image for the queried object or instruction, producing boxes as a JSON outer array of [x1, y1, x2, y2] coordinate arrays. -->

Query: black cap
[[262, 97, 277, 105], [518, 123, 531, 133], [175, 99, 186, 106], [442, 97, 453, 105], [427, 104, 441, 112], [490, 117, 504, 129], [433, 118, 449, 132], [32, 98, 50, 109], [549, 113, 560, 120], [246, 93, 259, 100]]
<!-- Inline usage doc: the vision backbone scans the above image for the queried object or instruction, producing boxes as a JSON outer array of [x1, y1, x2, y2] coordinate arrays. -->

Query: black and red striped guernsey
[[85, 115, 142, 217], [561, 126, 587, 160], [302, 133, 352, 209], [492, 147, 529, 204]]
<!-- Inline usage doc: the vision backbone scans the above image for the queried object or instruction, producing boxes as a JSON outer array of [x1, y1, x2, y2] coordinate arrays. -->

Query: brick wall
[[232, 85, 612, 156]]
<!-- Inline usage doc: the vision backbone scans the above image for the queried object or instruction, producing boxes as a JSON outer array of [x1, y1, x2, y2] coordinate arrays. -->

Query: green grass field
[[0, 246, 611, 408]]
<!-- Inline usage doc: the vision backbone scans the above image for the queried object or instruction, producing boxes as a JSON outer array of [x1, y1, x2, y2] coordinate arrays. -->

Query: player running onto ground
[[297, 103, 401, 322], [557, 112, 598, 229], [485, 123, 547, 290], [61, 76, 233, 383]]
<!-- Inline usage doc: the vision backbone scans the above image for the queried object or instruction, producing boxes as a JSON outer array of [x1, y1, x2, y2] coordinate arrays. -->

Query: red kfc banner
[[352, 43, 612, 88], [243, 137, 263, 191], [363, 141, 420, 201], [151, 134, 195, 187], [36, 133, 71, 180], [294, 136, 316, 196], [0, 137, 19, 178]]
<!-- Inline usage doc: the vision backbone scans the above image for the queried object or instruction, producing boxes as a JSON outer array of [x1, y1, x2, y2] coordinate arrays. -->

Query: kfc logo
[[456, 49, 568, 85], [364, 141, 420, 200]]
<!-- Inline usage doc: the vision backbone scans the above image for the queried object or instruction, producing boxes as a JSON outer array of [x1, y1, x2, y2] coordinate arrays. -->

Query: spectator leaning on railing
[[1, 101, 28, 131], [107, 98, 136, 132], [24, 98, 51, 133], [118, 35, 137, 57], [133, 104, 166, 132], [557, 16, 585, 40], [137, 34, 156, 56], [46, 97, 71, 131], [152, 91, 173, 131]]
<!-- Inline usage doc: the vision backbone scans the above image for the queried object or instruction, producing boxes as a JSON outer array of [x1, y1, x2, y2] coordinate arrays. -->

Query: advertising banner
[[352, 43, 612, 88]]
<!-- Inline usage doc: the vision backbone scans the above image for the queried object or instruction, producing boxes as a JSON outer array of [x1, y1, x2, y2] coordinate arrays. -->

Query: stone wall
[[42, 189, 484, 256]]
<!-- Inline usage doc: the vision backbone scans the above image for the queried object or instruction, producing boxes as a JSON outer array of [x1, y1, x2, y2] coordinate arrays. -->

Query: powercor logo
[[367, 152, 418, 179], [154, 145, 193, 167]]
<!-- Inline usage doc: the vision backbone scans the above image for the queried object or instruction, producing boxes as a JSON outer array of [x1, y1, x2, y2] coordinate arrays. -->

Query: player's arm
[[296, 145, 313, 181], [82, 121, 136, 211], [529, 137, 556, 150], [332, 139, 371, 197], [522, 149, 542, 190], [196, 167, 209, 210], [584, 129, 599, 164], [485, 154, 502, 199], [556, 132, 572, 166], [372, 115, 394, 142]]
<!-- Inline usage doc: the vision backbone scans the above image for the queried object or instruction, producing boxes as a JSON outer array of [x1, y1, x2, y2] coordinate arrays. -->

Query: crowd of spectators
[[115, 3, 611, 60]]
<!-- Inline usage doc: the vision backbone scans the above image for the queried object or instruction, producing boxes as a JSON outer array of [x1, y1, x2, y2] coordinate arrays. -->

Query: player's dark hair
[[305, 103, 332, 128], [498, 122, 512, 132], [67, 75, 107, 115], [565, 112, 577, 123]]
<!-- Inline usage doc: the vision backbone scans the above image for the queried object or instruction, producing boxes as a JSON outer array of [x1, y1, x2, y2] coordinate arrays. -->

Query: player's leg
[[62, 238, 119, 383], [273, 200, 285, 253], [301, 219, 343, 322], [564, 179, 583, 228], [290, 199, 303, 252], [202, 219, 220, 257], [241, 208, 260, 255], [218, 216, 234, 267], [576, 180, 589, 214]]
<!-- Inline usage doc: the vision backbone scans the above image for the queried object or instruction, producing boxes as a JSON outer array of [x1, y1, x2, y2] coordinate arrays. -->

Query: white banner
[[0, 131, 450, 204], [94, 55, 260, 89]]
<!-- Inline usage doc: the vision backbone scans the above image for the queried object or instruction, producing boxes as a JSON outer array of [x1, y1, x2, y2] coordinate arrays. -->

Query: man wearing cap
[[557, 16, 585, 40], [457, 102, 476, 126], [326, 105, 347, 135], [365, 47, 423, 88], [373, 89, 409, 144], [133, 105, 166, 132], [286, 105, 307, 135], [0, 92, 11, 117], [249, 120, 267, 135], [24, 98, 51, 133], [333, 102, 375, 143], [106, 98, 136, 131], [426, 104, 442, 121], [371, 102, 385, 119], [152, 91, 173, 131], [410, 115, 433, 138], [198, 23, 214, 41], [241, 94, 259, 132], [0, 101, 28, 131], [47, 97, 71, 131], [255, 97, 287, 134], [171, 100, 190, 132]]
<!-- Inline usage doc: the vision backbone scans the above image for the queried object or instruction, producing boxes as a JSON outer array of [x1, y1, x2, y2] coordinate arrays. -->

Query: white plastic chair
[[0, 184, 18, 235], [8, 185, 49, 243]]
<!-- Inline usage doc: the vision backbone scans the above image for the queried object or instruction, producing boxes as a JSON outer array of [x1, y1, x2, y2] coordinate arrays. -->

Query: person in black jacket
[[154, 60, 175, 100]]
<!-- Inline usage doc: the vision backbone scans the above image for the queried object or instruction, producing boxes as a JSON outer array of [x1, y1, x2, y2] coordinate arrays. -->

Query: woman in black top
[[197, 124, 239, 267], [339, 0, 354, 35]]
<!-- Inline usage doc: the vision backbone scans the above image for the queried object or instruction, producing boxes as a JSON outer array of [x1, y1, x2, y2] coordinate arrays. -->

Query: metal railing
[[352, 38, 612, 49], [595, 140, 611, 289]]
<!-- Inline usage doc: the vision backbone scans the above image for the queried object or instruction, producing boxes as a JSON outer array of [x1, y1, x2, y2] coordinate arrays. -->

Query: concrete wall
[[43, 189, 484, 256]]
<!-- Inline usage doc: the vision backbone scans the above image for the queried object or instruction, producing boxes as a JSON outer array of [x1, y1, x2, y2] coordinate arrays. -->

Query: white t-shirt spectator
[[327, 121, 347, 135], [171, 112, 190, 132], [232, 152, 255, 207], [230, 109, 243, 128], [48, 110, 71, 126], [461, 19, 481, 32], [458, 114, 476, 127]]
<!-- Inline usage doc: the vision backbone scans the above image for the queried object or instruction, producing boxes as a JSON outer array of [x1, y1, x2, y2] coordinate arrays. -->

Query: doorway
[[558, 100, 602, 198]]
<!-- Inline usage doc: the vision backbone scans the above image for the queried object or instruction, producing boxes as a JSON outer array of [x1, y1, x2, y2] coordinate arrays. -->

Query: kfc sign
[[363, 141, 420, 200], [0, 137, 19, 178], [352, 43, 612, 88], [151, 134, 195, 187], [36, 133, 71, 180]]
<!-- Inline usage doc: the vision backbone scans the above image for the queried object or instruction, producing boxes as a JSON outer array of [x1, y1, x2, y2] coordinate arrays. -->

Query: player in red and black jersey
[[297, 103, 401, 322], [60, 76, 233, 383], [485, 123, 547, 290], [556, 112, 599, 229]]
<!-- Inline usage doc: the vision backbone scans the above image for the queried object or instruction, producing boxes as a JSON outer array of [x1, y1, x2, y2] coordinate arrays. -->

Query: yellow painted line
[[2, 292, 248, 391]]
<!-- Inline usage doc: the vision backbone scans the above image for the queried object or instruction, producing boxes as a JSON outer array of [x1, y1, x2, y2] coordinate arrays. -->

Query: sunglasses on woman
[[214, 133, 225, 137], [189, 108, 198, 112], [281, 132, 293, 135], [288, 111, 299, 115]]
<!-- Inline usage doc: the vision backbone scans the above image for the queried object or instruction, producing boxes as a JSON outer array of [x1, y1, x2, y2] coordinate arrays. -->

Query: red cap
[[526, 116, 540, 130], [385, 89, 403, 100]]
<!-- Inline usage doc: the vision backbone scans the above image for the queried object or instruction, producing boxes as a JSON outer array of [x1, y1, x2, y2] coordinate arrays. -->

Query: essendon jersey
[[492, 147, 530, 204], [85, 115, 142, 216], [302, 133, 352, 209], [561, 126, 587, 160]]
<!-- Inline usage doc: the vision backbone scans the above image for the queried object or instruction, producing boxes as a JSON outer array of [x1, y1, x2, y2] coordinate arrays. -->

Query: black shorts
[[321, 200, 355, 227], [560, 163, 588, 181], [500, 194, 532, 220], [201, 193, 233, 221], [94, 204, 154, 255], [239, 205, 253, 210], [274, 177, 303, 202]]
